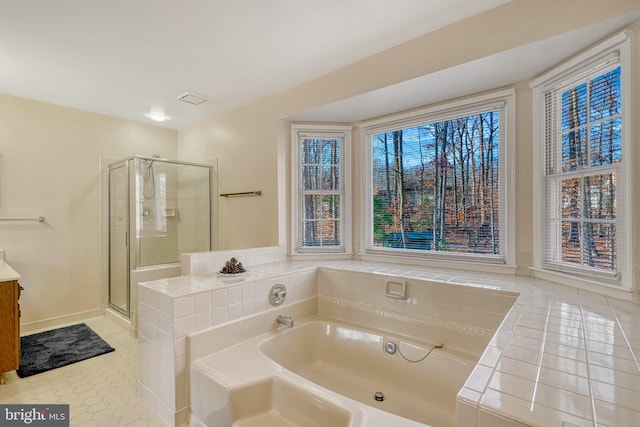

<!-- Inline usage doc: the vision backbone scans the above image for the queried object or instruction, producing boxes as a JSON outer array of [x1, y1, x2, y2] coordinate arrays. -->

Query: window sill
[[356, 252, 518, 275], [529, 266, 636, 301], [290, 252, 354, 262]]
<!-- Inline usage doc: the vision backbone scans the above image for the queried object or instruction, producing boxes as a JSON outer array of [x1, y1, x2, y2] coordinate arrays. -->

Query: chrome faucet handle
[[269, 284, 287, 306]]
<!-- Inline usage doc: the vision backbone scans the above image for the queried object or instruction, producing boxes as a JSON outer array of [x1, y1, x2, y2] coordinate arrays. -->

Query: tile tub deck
[[139, 260, 640, 427]]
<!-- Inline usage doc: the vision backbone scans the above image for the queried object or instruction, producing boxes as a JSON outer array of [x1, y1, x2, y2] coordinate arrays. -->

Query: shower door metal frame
[[107, 160, 131, 317], [107, 155, 214, 318]]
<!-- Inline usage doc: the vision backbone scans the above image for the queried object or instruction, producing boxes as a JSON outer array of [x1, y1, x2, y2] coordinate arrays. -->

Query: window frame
[[359, 89, 516, 267], [531, 32, 632, 291], [290, 124, 352, 256]]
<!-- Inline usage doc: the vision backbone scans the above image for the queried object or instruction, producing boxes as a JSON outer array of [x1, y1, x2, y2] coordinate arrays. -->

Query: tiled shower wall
[[177, 162, 213, 256], [138, 161, 180, 266]]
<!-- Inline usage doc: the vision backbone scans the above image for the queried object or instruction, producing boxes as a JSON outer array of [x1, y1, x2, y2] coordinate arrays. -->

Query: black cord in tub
[[397, 342, 444, 363]]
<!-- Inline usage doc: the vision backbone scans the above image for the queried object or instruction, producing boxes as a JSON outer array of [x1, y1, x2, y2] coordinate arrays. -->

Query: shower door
[[136, 159, 211, 267], [108, 163, 129, 316], [107, 156, 213, 319]]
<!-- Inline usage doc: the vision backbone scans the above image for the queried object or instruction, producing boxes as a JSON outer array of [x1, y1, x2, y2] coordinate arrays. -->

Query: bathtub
[[260, 320, 475, 426], [190, 313, 476, 427]]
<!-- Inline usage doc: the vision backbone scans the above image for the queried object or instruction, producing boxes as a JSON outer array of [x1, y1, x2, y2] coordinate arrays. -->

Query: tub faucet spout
[[276, 314, 294, 328]]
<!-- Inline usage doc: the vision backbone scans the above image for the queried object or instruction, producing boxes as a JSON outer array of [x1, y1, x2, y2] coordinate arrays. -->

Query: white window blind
[[542, 60, 621, 278], [293, 129, 347, 252], [366, 102, 507, 261]]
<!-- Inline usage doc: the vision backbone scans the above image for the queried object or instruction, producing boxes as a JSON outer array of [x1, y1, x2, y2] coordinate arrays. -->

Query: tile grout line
[[578, 293, 599, 427], [528, 290, 552, 413], [605, 297, 640, 373]]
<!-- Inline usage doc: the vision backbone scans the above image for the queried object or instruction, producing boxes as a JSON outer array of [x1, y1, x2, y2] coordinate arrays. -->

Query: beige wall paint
[[514, 85, 534, 275], [178, 0, 640, 267], [179, 109, 279, 249], [0, 93, 177, 325]]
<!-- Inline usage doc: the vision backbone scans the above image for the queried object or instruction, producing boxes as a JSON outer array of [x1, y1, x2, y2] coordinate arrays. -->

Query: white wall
[[0, 93, 177, 327]]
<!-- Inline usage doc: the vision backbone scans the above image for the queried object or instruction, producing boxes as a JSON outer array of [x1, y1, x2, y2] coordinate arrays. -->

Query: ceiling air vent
[[177, 92, 208, 105]]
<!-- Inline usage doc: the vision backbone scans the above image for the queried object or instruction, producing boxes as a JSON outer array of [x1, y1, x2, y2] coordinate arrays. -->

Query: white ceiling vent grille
[[177, 92, 208, 105]]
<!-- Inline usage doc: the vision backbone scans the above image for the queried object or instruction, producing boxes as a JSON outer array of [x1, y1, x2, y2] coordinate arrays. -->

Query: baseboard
[[104, 307, 138, 338], [20, 308, 104, 335]]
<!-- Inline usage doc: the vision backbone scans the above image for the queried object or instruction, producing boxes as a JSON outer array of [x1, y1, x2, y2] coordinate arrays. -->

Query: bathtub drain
[[374, 391, 385, 402]]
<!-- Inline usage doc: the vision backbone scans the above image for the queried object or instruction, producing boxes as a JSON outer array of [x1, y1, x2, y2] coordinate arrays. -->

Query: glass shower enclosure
[[108, 155, 213, 317]]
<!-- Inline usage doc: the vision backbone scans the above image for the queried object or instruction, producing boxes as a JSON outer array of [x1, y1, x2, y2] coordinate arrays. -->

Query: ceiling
[[289, 12, 640, 123], [3, 2, 638, 130], [0, 0, 511, 129]]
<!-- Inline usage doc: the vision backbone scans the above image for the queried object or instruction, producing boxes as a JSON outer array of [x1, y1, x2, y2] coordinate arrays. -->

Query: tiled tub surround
[[187, 267, 516, 426], [138, 257, 640, 427], [321, 264, 640, 427], [457, 286, 640, 427], [317, 268, 518, 358], [136, 259, 318, 427], [180, 245, 288, 276]]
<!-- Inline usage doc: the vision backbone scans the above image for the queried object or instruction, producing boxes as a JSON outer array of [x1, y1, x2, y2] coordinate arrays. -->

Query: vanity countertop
[[0, 261, 20, 282]]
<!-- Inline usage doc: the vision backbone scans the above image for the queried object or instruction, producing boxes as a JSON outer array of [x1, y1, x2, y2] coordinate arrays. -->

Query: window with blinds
[[291, 126, 351, 253], [365, 100, 508, 261], [542, 63, 622, 277]]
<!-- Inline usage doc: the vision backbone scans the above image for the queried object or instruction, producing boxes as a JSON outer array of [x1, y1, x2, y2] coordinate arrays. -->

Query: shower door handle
[[124, 231, 128, 247]]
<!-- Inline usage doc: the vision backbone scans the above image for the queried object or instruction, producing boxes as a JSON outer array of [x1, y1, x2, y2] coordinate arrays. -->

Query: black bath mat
[[17, 323, 115, 378]]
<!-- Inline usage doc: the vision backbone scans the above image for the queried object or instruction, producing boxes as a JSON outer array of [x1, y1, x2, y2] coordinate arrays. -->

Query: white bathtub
[[260, 321, 475, 426], [190, 314, 476, 427]]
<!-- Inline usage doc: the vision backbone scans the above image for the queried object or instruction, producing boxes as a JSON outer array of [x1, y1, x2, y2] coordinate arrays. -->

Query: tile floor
[[0, 316, 166, 427]]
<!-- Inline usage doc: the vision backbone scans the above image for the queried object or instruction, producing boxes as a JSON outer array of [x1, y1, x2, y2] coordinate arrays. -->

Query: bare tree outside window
[[371, 110, 501, 255], [300, 137, 342, 248], [551, 66, 620, 273]]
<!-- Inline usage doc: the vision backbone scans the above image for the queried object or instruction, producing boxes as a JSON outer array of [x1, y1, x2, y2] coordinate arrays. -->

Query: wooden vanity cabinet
[[0, 279, 20, 382]]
